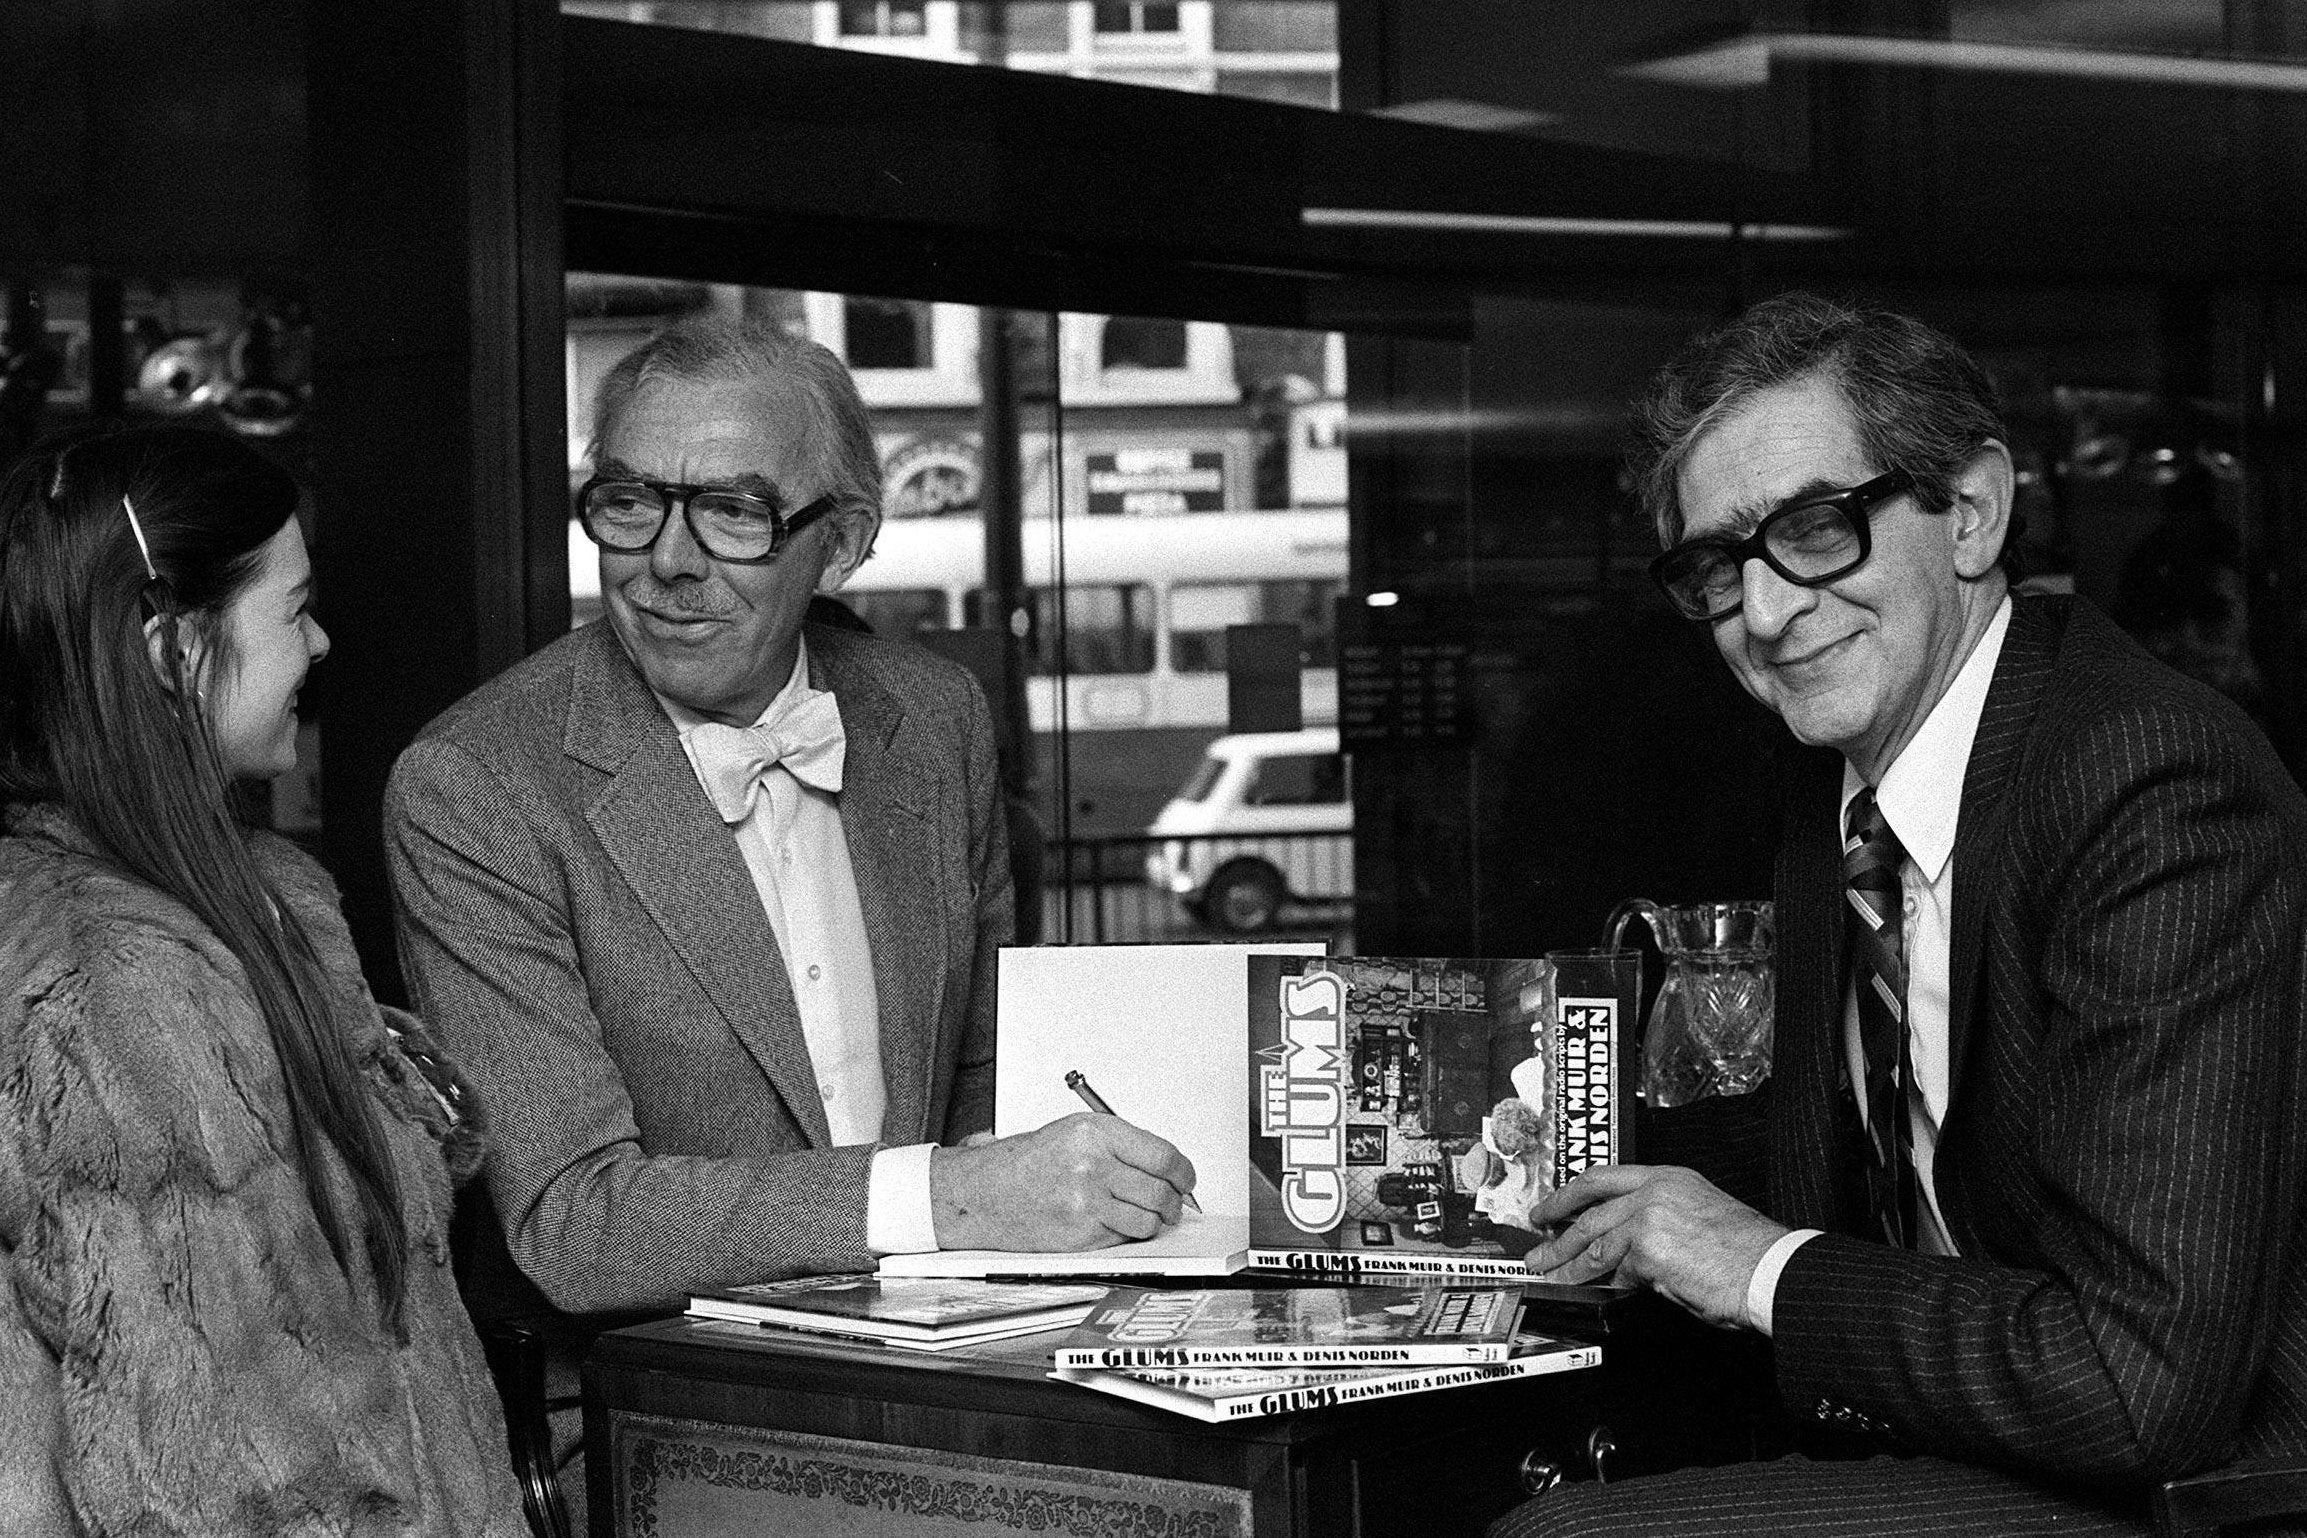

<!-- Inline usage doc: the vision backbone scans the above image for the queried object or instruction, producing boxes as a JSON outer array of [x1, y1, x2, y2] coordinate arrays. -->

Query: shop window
[[844, 296, 934, 369], [1093, 3, 1180, 34], [839, 2, 927, 37], [1211, 2, 1334, 52], [1101, 315, 1188, 371], [998, 3, 1070, 49]]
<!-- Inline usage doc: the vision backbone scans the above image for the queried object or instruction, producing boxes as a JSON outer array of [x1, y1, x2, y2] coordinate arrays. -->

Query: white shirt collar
[[655, 636, 814, 739], [1840, 596, 2013, 884]]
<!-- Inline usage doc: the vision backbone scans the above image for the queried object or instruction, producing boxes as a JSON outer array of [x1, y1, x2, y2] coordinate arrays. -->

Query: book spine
[[1053, 1342, 1517, 1369], [1246, 1248, 1532, 1280], [1549, 981, 1623, 1189], [1055, 1345, 1604, 1423], [1050, 1369, 1259, 1423], [1326, 1350, 1603, 1408]]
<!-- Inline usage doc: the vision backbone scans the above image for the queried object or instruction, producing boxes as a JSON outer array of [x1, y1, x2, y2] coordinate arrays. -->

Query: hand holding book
[[931, 1112, 1199, 1253], [1523, 1163, 1785, 1330]]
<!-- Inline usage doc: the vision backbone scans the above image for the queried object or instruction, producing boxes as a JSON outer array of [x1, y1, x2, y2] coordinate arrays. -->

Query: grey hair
[[589, 314, 883, 560], [1629, 293, 2018, 568]]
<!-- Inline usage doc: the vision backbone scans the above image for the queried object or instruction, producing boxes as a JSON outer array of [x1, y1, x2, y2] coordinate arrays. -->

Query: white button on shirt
[[1745, 596, 2012, 1331], [658, 639, 939, 1255]]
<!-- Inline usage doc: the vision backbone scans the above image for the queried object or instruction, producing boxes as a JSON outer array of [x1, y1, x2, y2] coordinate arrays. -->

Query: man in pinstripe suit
[[1495, 294, 2307, 1536]]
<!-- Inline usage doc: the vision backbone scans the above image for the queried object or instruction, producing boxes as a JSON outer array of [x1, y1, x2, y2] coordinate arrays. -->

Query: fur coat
[[0, 801, 526, 1537]]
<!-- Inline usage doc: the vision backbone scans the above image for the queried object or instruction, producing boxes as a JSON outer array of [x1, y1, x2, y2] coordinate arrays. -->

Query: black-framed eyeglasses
[[1649, 468, 1916, 622], [576, 475, 838, 564]]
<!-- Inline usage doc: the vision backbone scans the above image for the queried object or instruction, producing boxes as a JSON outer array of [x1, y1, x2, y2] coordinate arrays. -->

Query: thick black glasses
[[576, 476, 838, 564], [1650, 468, 1915, 622]]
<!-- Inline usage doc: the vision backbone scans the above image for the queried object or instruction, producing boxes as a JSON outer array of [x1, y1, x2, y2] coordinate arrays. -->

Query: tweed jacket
[[0, 803, 526, 1538], [383, 620, 1010, 1315], [1764, 594, 2307, 1495]]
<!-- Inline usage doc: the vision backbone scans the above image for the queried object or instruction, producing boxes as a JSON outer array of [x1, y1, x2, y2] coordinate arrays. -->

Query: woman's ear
[[142, 614, 207, 697]]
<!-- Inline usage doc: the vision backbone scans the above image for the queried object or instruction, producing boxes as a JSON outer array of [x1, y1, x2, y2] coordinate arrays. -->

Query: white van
[[1142, 727, 1352, 933]]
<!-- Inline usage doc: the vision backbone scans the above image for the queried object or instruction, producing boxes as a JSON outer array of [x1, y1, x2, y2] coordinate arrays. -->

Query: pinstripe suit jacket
[[1765, 593, 2307, 1495], [383, 620, 1011, 1314]]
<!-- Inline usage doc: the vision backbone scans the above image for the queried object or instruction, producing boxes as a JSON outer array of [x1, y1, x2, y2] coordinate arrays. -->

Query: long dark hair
[[0, 423, 409, 1330]]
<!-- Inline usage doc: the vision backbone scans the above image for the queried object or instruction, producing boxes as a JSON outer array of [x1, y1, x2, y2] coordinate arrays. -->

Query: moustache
[[619, 577, 736, 620]]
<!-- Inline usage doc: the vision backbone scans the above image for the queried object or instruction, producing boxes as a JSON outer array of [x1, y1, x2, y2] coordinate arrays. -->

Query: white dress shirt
[[658, 638, 940, 1255], [1746, 596, 2013, 1332]]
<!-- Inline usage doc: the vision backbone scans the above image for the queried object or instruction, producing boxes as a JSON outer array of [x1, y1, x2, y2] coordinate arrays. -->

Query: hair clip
[[121, 496, 159, 582]]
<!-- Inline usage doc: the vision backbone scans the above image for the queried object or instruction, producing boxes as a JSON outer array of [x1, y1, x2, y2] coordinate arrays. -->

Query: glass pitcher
[[1604, 899, 1776, 1109]]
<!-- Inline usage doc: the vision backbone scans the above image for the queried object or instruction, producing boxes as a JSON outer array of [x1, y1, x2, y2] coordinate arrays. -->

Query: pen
[[1066, 1068, 1203, 1215]]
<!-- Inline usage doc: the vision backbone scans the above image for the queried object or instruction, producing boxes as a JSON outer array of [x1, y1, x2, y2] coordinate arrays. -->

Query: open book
[[880, 945, 1627, 1281], [880, 944, 1306, 1278]]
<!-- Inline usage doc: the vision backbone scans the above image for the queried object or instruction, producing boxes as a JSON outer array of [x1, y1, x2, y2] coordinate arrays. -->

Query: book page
[[994, 943, 1321, 1221], [882, 945, 1317, 1280]]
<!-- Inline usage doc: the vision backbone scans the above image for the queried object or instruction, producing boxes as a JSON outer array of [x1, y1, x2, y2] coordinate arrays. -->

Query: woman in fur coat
[[0, 425, 527, 1536]]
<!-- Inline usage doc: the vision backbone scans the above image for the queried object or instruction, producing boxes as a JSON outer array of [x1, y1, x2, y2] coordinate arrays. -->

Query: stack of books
[[687, 1274, 1109, 1352], [1046, 1283, 1602, 1422]]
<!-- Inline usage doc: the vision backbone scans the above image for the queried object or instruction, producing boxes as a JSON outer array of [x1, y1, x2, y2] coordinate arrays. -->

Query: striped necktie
[[1845, 787, 1917, 1248]]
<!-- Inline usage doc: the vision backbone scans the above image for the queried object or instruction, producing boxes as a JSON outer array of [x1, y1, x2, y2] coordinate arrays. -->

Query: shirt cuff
[[1745, 1228, 1823, 1336], [866, 1143, 940, 1256]]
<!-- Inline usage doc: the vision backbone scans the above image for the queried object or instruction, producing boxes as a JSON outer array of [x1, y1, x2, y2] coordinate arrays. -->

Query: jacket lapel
[[564, 627, 831, 1147], [811, 629, 950, 1147], [1772, 741, 1862, 1230], [1944, 594, 2062, 1098]]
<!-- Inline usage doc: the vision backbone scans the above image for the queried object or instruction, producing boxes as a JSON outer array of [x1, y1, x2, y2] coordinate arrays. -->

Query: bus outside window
[[1168, 582, 1257, 672], [1170, 577, 1342, 673], [967, 584, 1157, 676]]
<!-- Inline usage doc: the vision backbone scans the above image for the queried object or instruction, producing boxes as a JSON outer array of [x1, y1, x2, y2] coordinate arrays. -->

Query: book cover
[[1050, 1334, 1603, 1423], [1053, 1283, 1527, 1368], [686, 1274, 1109, 1342], [1245, 955, 1627, 1279]]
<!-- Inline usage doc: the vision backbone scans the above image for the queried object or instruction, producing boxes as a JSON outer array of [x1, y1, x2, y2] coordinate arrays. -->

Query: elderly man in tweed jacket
[[1494, 295, 2307, 1538], [383, 319, 1196, 1501]]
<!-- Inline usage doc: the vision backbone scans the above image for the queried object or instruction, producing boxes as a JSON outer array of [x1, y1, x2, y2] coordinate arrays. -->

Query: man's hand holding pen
[[930, 1114, 1199, 1252], [1067, 1068, 1202, 1214]]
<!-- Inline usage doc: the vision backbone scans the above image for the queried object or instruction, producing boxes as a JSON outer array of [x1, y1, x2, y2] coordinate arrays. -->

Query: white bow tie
[[686, 690, 847, 822]]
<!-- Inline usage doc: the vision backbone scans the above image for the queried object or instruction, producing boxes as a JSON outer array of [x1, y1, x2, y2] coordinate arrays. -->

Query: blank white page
[[878, 944, 1320, 1280], [994, 943, 1321, 1220]]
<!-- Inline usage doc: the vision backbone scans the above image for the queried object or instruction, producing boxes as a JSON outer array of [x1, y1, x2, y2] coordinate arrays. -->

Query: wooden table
[[584, 1288, 1764, 1538]]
